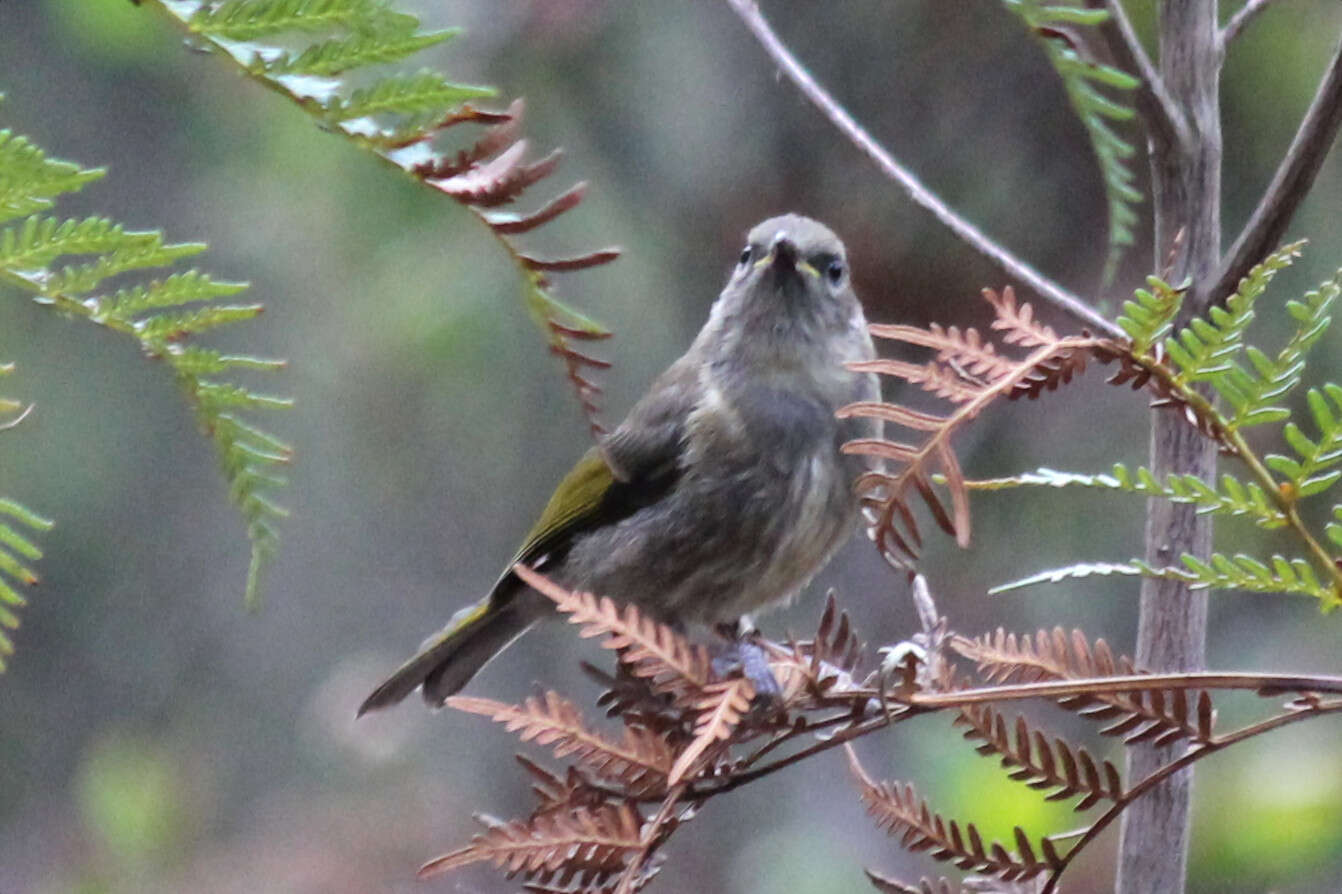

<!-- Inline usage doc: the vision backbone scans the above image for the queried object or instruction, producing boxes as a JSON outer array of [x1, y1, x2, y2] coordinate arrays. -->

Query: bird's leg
[[710, 617, 782, 705]]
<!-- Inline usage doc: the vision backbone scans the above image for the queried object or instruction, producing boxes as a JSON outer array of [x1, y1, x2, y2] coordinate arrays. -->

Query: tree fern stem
[[1118, 3, 1222, 893]]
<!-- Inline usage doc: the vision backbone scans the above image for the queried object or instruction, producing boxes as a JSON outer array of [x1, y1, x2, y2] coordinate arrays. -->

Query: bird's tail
[[358, 592, 535, 715]]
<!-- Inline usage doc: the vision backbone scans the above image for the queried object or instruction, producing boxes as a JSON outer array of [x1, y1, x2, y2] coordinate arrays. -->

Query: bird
[[358, 213, 880, 715]]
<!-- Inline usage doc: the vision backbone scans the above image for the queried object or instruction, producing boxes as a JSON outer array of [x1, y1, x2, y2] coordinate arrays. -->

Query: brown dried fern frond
[[842, 289, 1112, 565], [1098, 348, 1231, 448], [419, 801, 645, 886], [953, 703, 1123, 810], [847, 746, 1061, 882], [516, 565, 712, 700], [667, 678, 756, 785], [450, 691, 673, 796], [953, 628, 1215, 745], [400, 98, 617, 437], [515, 755, 609, 817], [983, 286, 1059, 347], [765, 592, 868, 703]]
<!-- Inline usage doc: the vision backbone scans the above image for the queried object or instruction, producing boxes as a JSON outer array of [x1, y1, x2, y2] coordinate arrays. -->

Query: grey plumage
[[359, 213, 879, 715]]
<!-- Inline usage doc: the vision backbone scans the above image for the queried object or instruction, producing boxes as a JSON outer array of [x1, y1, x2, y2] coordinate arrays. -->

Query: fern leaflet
[[963, 464, 1286, 528], [0, 127, 290, 609], [1001, 0, 1141, 283], [147, 0, 617, 435]]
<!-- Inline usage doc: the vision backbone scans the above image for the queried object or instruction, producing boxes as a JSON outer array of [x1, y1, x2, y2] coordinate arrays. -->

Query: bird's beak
[[761, 233, 819, 282], [770, 234, 800, 272]]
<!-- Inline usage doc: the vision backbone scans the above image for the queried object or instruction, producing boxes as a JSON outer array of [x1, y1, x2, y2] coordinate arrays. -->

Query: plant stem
[[1119, 5, 1222, 892]]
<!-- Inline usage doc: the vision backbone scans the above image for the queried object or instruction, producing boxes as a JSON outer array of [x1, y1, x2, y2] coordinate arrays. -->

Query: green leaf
[[0, 130, 105, 224], [0, 497, 50, 672], [325, 70, 495, 121], [0, 122, 290, 609], [1002, 0, 1142, 283]]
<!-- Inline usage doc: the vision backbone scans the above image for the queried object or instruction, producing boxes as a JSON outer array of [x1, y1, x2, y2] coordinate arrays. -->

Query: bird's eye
[[738, 246, 753, 267], [826, 259, 845, 285]]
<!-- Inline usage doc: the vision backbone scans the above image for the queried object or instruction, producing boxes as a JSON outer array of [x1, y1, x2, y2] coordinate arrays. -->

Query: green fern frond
[[1165, 241, 1304, 385], [145, 0, 616, 435], [1225, 270, 1340, 431], [0, 216, 163, 269], [1117, 276, 1183, 354], [325, 71, 494, 122], [1002, 1, 1141, 283], [0, 128, 290, 609], [0, 365, 53, 672], [0, 497, 53, 672], [0, 130, 105, 224], [187, 0, 386, 41], [964, 464, 1286, 528], [992, 552, 1337, 608], [1265, 384, 1342, 498], [266, 28, 458, 76]]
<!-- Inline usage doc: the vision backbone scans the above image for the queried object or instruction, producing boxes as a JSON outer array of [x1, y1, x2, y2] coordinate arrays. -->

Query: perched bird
[[359, 213, 879, 714]]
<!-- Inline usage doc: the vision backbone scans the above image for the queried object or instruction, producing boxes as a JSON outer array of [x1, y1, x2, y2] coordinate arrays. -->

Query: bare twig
[[1099, 0, 1193, 151], [1212, 33, 1342, 303], [724, 0, 1121, 339], [1220, 0, 1278, 49], [1042, 696, 1342, 893]]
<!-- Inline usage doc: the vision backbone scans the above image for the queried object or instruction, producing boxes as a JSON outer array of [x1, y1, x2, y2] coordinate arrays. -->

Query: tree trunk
[[1117, 3, 1221, 893]]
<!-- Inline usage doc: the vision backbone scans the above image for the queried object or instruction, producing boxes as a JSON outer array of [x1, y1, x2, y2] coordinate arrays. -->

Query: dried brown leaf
[[419, 802, 644, 885], [847, 746, 1055, 881], [952, 629, 1212, 744], [667, 677, 755, 785], [450, 691, 673, 795], [516, 565, 712, 697]]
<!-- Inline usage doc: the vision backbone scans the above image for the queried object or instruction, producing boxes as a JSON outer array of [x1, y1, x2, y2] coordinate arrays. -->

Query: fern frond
[[188, 0, 385, 41], [667, 678, 754, 785], [0, 364, 52, 670], [1117, 276, 1183, 354], [266, 28, 458, 76], [963, 464, 1286, 529], [450, 692, 672, 795], [842, 288, 1109, 564], [954, 702, 1123, 809], [994, 551, 1336, 606], [1002, 1, 1141, 283], [418, 802, 644, 885], [1218, 270, 1338, 431], [326, 70, 495, 122], [848, 746, 1061, 881], [0, 131, 105, 224], [0, 127, 290, 608], [0, 497, 53, 672], [1164, 240, 1303, 385], [1266, 384, 1342, 498], [514, 565, 712, 698], [149, 0, 618, 435], [953, 628, 1215, 745]]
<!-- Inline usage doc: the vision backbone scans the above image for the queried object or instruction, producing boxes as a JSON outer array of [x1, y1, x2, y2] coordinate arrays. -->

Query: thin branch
[[724, 0, 1122, 339], [1041, 696, 1342, 893], [1212, 33, 1342, 303], [1099, 0, 1193, 151], [1220, 0, 1277, 49]]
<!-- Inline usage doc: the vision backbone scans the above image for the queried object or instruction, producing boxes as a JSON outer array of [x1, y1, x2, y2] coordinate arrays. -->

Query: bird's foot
[[711, 622, 783, 709]]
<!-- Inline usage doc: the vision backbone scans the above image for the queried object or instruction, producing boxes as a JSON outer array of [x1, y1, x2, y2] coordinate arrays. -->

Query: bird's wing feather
[[495, 358, 698, 594]]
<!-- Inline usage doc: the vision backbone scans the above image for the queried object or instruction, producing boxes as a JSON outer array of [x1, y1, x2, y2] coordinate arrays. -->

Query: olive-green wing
[[494, 356, 697, 594]]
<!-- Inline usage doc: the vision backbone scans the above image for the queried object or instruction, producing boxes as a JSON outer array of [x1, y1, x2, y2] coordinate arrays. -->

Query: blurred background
[[2, 1, 1341, 891]]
